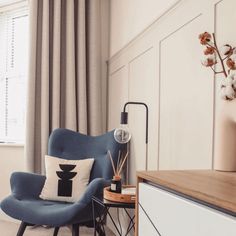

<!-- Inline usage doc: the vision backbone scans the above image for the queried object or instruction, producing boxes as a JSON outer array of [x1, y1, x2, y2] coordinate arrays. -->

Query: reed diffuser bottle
[[110, 175, 122, 193], [108, 150, 128, 194]]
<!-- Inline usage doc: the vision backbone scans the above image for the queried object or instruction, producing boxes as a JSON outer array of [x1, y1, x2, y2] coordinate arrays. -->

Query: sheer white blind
[[0, 7, 28, 143]]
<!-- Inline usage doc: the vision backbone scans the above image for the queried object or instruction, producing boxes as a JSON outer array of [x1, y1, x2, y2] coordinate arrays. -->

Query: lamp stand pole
[[122, 102, 149, 170]]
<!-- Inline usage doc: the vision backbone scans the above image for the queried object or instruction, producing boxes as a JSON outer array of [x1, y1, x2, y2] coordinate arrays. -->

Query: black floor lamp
[[114, 102, 149, 170]]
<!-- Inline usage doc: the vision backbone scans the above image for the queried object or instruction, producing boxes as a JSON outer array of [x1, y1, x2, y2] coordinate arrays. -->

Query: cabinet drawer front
[[139, 183, 236, 236]]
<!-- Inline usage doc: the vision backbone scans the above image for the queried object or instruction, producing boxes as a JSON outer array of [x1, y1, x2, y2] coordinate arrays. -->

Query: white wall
[[109, 0, 179, 56], [0, 146, 25, 221]]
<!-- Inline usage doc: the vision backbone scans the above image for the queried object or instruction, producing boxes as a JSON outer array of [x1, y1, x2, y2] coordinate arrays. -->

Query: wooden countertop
[[137, 170, 236, 216]]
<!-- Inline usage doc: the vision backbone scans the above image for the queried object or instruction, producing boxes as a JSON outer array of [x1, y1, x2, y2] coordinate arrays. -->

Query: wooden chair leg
[[16, 222, 28, 236], [72, 224, 79, 236], [53, 227, 60, 236]]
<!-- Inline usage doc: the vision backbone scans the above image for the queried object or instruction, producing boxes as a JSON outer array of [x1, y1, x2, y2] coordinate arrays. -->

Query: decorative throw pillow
[[40, 155, 94, 202]]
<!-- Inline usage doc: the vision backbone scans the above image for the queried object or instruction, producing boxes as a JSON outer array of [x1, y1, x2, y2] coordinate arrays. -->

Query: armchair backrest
[[48, 128, 125, 181]]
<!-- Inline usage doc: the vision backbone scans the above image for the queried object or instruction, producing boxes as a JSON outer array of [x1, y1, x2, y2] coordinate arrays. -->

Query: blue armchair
[[1, 128, 124, 236]]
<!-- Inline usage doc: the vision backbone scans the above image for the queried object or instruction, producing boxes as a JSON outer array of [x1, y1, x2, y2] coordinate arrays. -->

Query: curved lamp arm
[[121, 102, 149, 144]]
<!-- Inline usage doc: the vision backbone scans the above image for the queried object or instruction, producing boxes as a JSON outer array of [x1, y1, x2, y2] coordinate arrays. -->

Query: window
[[0, 6, 28, 143]]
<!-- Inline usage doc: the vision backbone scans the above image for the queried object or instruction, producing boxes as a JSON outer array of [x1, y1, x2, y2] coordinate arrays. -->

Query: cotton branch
[[212, 33, 228, 78]]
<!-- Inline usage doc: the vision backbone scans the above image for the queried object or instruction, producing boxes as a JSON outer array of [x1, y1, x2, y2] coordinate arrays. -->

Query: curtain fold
[[26, 0, 106, 173]]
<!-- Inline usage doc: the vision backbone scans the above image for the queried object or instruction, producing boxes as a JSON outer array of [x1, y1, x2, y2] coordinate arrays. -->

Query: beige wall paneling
[[109, 0, 181, 57], [158, 4, 215, 170], [109, 25, 160, 184], [128, 46, 159, 183], [107, 0, 234, 235], [215, 0, 236, 46], [107, 0, 232, 235], [108, 26, 160, 184], [108, 63, 129, 131], [108, 0, 225, 182]]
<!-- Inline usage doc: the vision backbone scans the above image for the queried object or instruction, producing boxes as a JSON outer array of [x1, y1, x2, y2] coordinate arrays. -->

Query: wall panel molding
[[158, 12, 214, 170], [127, 46, 158, 182], [109, 0, 184, 62]]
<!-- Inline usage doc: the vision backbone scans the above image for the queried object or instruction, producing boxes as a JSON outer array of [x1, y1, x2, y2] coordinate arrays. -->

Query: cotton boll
[[232, 80, 236, 89], [220, 87, 227, 100], [231, 73, 236, 81], [220, 44, 232, 56], [225, 85, 235, 100], [206, 41, 214, 47], [204, 46, 215, 55], [201, 55, 216, 67], [229, 72, 236, 79], [231, 73, 236, 89], [199, 32, 212, 45], [226, 58, 236, 70], [223, 74, 236, 90], [208, 55, 215, 60], [201, 58, 208, 66], [221, 77, 227, 87], [225, 76, 233, 86]]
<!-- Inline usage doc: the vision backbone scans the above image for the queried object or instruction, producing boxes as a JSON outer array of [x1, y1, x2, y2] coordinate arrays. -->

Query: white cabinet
[[138, 183, 236, 236]]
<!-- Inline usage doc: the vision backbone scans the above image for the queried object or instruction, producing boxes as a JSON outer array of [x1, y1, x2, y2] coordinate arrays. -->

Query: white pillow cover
[[40, 155, 94, 202]]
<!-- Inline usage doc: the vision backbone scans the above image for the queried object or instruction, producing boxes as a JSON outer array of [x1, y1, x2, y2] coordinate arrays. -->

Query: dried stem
[[206, 42, 217, 51], [210, 66, 225, 74], [212, 33, 228, 78], [223, 54, 232, 61]]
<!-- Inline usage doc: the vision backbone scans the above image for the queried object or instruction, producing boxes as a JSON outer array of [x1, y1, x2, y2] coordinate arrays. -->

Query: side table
[[92, 196, 135, 236]]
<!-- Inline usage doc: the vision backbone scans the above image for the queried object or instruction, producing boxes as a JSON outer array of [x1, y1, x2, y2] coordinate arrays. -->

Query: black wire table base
[[92, 196, 135, 236]]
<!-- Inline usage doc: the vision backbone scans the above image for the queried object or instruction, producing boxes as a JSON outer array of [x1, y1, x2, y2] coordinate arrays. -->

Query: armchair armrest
[[79, 178, 110, 205], [10, 172, 46, 199]]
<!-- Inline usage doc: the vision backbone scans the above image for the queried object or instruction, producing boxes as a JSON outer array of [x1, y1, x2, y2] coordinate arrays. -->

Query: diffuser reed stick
[[108, 150, 116, 176], [117, 152, 129, 176], [116, 150, 121, 174], [107, 150, 128, 176]]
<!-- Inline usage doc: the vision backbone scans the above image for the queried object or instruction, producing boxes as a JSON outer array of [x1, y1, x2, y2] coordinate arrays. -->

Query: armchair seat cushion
[[1, 196, 91, 226]]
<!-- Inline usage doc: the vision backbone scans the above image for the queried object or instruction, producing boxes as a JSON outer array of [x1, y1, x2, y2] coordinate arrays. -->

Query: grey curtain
[[26, 0, 108, 173]]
